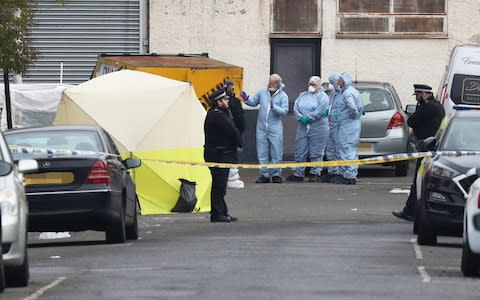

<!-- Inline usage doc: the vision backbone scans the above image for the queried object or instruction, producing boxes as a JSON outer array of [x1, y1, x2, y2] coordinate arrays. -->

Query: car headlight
[[0, 188, 19, 216], [431, 162, 460, 178]]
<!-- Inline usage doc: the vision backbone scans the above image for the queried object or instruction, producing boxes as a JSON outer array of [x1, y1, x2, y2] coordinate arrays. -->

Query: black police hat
[[413, 84, 433, 95], [209, 88, 230, 104]]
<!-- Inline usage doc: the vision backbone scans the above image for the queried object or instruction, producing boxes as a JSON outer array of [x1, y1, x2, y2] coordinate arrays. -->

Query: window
[[440, 118, 480, 151], [338, 0, 446, 37], [450, 74, 480, 105], [5, 130, 103, 160], [359, 88, 394, 112], [272, 0, 320, 33]]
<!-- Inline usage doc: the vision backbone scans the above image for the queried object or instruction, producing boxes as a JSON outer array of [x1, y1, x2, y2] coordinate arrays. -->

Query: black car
[[415, 109, 480, 245], [4, 125, 141, 244]]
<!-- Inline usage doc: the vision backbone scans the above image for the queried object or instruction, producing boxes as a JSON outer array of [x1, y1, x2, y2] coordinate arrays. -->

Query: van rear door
[[450, 74, 480, 105]]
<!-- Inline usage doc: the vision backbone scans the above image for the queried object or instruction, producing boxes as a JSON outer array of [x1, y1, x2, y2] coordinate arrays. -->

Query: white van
[[437, 44, 480, 116]]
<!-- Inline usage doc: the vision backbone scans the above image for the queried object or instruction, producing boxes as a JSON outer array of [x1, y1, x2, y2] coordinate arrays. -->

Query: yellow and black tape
[[141, 151, 480, 169]]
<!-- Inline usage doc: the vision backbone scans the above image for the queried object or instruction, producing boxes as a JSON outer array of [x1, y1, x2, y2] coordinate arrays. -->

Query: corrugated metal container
[[92, 53, 244, 110]]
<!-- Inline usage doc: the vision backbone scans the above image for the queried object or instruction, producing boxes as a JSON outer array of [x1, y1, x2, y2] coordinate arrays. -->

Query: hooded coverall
[[326, 73, 342, 176], [334, 73, 362, 179], [244, 83, 289, 178], [292, 88, 330, 177]]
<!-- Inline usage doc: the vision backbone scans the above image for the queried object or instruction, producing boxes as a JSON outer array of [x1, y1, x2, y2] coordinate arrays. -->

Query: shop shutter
[[23, 0, 140, 84]]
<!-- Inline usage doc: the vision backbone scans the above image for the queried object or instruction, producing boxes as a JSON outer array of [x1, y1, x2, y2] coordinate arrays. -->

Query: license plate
[[25, 172, 74, 185], [357, 143, 373, 152]]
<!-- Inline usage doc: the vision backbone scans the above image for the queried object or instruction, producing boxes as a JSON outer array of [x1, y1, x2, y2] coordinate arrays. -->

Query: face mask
[[335, 85, 341, 91], [268, 87, 277, 92], [308, 86, 316, 93]]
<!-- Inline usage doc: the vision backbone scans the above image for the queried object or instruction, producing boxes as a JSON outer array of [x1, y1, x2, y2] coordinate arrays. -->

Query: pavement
[[2, 163, 480, 299]]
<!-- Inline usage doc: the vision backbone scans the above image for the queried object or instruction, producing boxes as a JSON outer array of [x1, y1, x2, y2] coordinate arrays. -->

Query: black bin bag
[[171, 179, 197, 213]]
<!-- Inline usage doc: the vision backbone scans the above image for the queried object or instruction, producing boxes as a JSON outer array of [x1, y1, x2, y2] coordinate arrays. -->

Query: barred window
[[272, 0, 320, 33], [338, 0, 446, 37]]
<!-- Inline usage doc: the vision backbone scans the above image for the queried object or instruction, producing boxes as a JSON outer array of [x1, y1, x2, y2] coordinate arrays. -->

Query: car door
[[101, 130, 136, 220]]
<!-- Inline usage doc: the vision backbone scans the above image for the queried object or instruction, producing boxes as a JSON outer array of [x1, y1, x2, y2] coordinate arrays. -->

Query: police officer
[[204, 88, 243, 222], [224, 79, 245, 134], [224, 80, 246, 189], [392, 84, 445, 221]]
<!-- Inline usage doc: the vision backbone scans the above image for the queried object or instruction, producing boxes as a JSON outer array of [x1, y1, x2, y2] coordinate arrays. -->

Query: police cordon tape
[[9, 146, 120, 158], [140, 151, 480, 169], [8, 146, 480, 169]]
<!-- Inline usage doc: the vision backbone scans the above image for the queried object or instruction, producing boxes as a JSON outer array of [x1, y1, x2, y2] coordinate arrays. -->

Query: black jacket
[[204, 106, 243, 163], [228, 96, 245, 133], [407, 96, 445, 140]]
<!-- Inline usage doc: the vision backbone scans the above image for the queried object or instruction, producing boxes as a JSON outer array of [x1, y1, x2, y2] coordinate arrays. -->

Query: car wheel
[[126, 198, 139, 240], [5, 244, 29, 287], [106, 205, 126, 244], [417, 201, 437, 246], [461, 223, 480, 277], [395, 160, 409, 177]]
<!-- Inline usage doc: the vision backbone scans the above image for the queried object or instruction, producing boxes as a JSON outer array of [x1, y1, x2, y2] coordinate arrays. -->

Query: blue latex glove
[[332, 111, 339, 121], [321, 107, 329, 117], [240, 91, 249, 102], [299, 116, 309, 125]]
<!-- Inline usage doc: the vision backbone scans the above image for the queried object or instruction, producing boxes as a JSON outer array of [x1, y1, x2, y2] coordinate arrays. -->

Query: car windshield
[[440, 118, 480, 151], [450, 74, 480, 105], [5, 130, 103, 158], [358, 88, 394, 112]]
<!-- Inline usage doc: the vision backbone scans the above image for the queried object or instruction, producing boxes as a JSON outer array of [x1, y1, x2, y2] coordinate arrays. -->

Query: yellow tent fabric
[[54, 70, 211, 214]]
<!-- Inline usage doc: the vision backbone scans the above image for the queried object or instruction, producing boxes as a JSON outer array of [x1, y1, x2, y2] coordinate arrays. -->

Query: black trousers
[[209, 166, 230, 217], [405, 159, 423, 214]]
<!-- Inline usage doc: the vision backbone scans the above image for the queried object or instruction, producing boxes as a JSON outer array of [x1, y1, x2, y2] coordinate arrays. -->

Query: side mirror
[[17, 159, 38, 174], [124, 158, 141, 169], [416, 136, 437, 152], [0, 161, 13, 176], [405, 104, 417, 115]]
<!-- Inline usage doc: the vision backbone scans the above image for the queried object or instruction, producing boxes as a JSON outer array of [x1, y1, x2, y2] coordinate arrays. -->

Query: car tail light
[[85, 160, 111, 184], [387, 112, 404, 129]]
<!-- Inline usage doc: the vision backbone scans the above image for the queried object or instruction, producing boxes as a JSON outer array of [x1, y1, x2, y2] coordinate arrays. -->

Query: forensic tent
[[54, 70, 211, 214], [0, 83, 70, 130]]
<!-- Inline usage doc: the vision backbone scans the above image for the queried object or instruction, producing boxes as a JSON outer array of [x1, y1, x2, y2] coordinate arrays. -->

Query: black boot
[[272, 176, 283, 183], [286, 174, 304, 182], [392, 209, 414, 221], [256, 176, 270, 183], [319, 173, 333, 183]]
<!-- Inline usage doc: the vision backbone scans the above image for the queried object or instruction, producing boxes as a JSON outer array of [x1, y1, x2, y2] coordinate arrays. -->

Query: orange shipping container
[[92, 53, 243, 110]]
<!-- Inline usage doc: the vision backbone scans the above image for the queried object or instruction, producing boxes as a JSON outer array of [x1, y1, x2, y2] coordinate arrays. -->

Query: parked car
[[0, 207, 4, 293], [0, 132, 38, 287], [415, 108, 480, 245], [4, 125, 141, 244], [354, 81, 410, 176], [451, 167, 480, 276]]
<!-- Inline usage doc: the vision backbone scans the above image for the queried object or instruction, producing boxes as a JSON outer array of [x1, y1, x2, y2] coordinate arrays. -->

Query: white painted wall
[[150, 0, 480, 105], [149, 0, 271, 94], [322, 0, 480, 105]]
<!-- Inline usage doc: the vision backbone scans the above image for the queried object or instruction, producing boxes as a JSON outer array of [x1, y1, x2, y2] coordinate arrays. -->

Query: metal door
[[270, 38, 321, 160]]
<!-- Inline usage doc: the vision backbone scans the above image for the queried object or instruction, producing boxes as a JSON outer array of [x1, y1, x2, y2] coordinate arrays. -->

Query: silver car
[[354, 82, 410, 176], [0, 132, 37, 287]]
